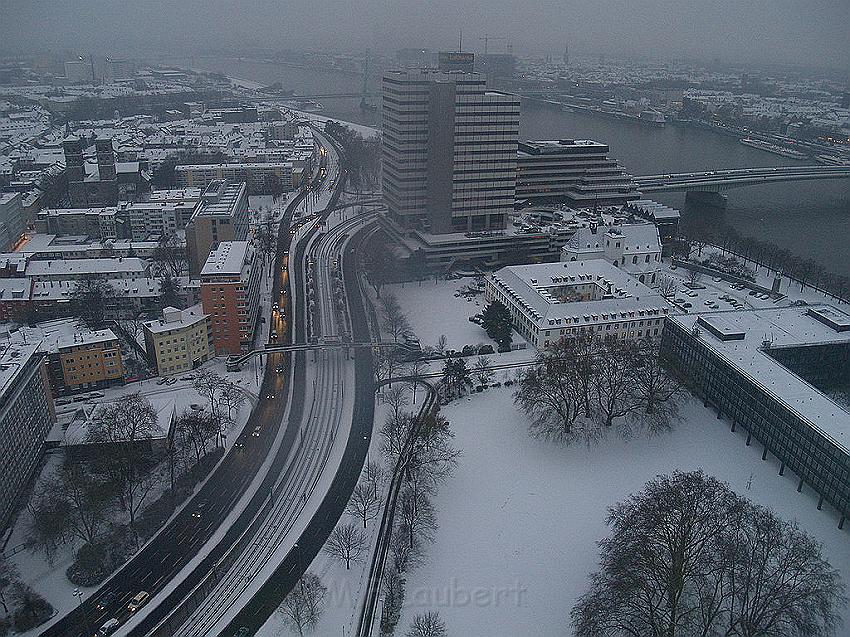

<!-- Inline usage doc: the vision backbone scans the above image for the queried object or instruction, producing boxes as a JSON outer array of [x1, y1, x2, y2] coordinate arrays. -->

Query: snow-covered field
[[395, 388, 850, 636], [384, 279, 525, 352]]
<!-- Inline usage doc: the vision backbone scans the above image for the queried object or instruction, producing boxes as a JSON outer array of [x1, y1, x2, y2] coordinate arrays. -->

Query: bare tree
[[86, 394, 161, 544], [592, 338, 639, 430], [657, 273, 679, 299], [380, 385, 409, 422], [434, 334, 447, 355], [174, 408, 221, 461], [571, 470, 846, 637], [219, 382, 246, 423], [380, 293, 411, 343], [151, 233, 188, 279], [0, 556, 20, 615], [380, 411, 415, 462], [398, 483, 437, 550], [323, 522, 367, 570], [514, 347, 584, 443], [70, 275, 117, 329], [407, 612, 447, 637], [628, 339, 683, 434], [473, 355, 494, 386], [405, 412, 461, 490], [347, 481, 380, 528], [192, 369, 226, 418], [407, 358, 428, 404], [275, 571, 327, 636], [687, 268, 703, 286]]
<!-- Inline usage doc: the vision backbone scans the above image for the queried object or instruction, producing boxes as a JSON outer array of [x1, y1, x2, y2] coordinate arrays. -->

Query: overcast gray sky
[[1, 0, 848, 69]]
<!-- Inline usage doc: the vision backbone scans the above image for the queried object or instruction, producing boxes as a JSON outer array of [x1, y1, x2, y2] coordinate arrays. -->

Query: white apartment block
[[486, 260, 670, 349]]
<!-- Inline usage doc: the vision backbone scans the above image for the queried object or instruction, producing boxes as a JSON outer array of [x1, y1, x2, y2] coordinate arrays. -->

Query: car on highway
[[94, 591, 117, 612], [127, 591, 150, 612], [275, 365, 285, 374], [234, 439, 245, 448], [191, 503, 207, 519], [251, 427, 261, 437], [96, 618, 120, 636], [270, 331, 278, 339]]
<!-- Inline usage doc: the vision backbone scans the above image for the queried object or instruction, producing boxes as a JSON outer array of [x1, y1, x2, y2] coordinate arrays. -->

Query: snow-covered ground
[[384, 278, 526, 353], [395, 388, 850, 636]]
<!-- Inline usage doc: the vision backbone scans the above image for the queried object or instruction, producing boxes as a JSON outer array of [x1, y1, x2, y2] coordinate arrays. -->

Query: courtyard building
[[486, 260, 670, 348]]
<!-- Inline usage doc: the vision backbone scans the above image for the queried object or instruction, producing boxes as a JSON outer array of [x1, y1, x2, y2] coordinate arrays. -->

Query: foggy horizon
[[2, 0, 850, 71]]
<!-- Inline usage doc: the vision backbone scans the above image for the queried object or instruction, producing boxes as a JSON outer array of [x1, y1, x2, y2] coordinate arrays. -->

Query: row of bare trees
[[514, 335, 682, 445], [379, 396, 460, 636], [677, 222, 850, 300], [573, 470, 846, 637]]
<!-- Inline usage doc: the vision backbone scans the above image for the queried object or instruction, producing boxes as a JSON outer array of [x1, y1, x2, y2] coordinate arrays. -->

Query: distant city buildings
[[486, 260, 669, 348], [661, 305, 850, 527], [143, 304, 213, 376], [0, 341, 55, 531], [185, 180, 249, 276], [382, 69, 520, 234], [200, 241, 261, 354]]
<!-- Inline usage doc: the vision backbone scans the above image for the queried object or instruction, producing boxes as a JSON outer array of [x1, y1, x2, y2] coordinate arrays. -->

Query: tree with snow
[[406, 612, 447, 637], [571, 470, 845, 637], [323, 522, 366, 570], [275, 572, 327, 636], [347, 481, 380, 528]]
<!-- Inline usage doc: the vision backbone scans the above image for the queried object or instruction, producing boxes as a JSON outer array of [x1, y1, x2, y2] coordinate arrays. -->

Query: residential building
[[660, 306, 850, 526], [175, 162, 298, 194], [44, 325, 124, 394], [143, 304, 213, 376], [200, 241, 261, 355], [382, 69, 520, 234], [0, 277, 32, 320], [0, 192, 25, 251], [0, 342, 55, 531], [561, 223, 662, 286], [485, 260, 669, 348], [24, 257, 149, 282], [37, 207, 125, 240], [515, 139, 637, 207], [185, 180, 249, 276]]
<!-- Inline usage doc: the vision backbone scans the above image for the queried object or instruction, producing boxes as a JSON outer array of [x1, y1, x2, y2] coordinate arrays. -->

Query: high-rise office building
[[382, 69, 520, 234]]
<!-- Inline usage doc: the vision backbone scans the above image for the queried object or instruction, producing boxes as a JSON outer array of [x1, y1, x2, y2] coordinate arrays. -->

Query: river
[[180, 55, 850, 278]]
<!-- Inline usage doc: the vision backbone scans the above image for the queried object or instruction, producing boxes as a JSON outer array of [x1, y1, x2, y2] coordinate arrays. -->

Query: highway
[[170, 193, 378, 634]]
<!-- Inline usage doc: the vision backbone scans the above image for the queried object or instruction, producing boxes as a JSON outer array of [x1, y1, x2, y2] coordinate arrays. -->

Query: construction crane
[[479, 33, 508, 56]]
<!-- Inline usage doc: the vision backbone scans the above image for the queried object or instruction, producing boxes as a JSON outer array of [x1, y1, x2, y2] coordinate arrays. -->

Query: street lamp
[[73, 588, 91, 634]]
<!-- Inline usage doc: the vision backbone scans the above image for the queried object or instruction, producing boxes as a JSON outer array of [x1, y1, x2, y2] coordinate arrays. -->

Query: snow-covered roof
[[144, 303, 208, 334], [491, 260, 669, 326], [25, 257, 148, 277], [200, 240, 250, 277], [669, 305, 850, 454]]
